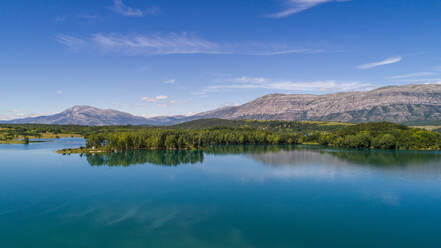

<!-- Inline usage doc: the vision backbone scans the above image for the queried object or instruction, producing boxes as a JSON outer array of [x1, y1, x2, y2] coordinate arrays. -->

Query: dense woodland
[[319, 122, 441, 150], [83, 122, 441, 151], [2, 120, 441, 151], [85, 128, 303, 151], [0, 124, 149, 142]]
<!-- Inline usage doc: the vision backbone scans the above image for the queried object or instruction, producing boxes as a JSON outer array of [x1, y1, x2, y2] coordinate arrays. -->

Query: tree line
[[85, 122, 441, 152], [318, 122, 441, 150], [86, 127, 303, 151]]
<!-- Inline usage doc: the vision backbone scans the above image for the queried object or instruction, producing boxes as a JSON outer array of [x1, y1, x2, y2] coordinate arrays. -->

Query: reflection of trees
[[83, 145, 441, 169], [207, 145, 441, 169], [85, 150, 204, 167], [204, 145, 299, 155], [326, 150, 441, 167], [242, 146, 441, 168]]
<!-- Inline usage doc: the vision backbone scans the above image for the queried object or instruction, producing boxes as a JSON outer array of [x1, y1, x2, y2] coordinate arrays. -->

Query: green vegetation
[[2, 120, 441, 151], [84, 127, 303, 151], [171, 118, 351, 132], [319, 122, 441, 150], [0, 124, 150, 144], [410, 125, 441, 131]]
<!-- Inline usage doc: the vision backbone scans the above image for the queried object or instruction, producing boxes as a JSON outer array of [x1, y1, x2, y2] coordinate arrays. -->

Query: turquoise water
[[1, 138, 441, 247]]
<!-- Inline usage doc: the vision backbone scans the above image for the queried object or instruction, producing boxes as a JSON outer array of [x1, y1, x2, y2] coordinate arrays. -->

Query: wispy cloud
[[164, 79, 177, 84], [92, 33, 221, 55], [57, 32, 324, 56], [268, 0, 349, 18], [388, 71, 436, 80], [55, 34, 85, 50], [389, 78, 441, 84], [357, 56, 402, 70], [110, 0, 144, 17], [76, 14, 103, 21], [248, 48, 324, 56], [200, 76, 374, 95], [142, 95, 168, 102], [141, 95, 176, 108], [433, 66, 441, 72], [144, 6, 160, 16]]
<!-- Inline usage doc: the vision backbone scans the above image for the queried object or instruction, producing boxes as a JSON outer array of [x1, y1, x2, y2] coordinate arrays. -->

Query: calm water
[[1, 138, 441, 247]]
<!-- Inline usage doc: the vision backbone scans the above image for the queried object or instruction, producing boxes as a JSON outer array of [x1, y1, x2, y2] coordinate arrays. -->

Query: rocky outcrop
[[193, 84, 441, 123]]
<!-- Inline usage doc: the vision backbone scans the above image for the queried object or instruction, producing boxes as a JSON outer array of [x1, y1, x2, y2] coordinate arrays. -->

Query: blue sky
[[1, 0, 441, 119]]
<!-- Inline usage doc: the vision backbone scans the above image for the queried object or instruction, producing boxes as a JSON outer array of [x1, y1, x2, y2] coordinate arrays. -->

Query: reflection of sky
[[2, 139, 441, 247], [199, 149, 441, 184]]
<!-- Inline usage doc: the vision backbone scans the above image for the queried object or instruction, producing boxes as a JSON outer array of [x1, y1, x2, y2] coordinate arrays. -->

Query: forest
[[319, 122, 441, 150], [84, 127, 303, 151], [2, 120, 441, 151]]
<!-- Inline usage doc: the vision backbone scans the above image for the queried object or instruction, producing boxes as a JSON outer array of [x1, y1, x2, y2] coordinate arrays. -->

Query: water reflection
[[82, 145, 441, 170], [85, 150, 204, 167], [327, 149, 441, 167]]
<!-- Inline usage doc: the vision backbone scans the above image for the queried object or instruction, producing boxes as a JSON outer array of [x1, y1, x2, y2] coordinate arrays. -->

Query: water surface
[[1, 139, 441, 247]]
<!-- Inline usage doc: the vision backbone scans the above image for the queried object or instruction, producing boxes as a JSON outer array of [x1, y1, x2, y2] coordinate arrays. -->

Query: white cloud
[[57, 90, 63, 95], [57, 32, 324, 56], [250, 49, 324, 56], [141, 95, 177, 108], [357, 56, 402, 70], [388, 72, 436, 80], [91, 33, 222, 55], [423, 80, 441, 85], [156, 95, 168, 100], [141, 95, 168, 102], [387, 78, 441, 84], [268, 0, 348, 18], [202, 76, 374, 94], [55, 34, 85, 50], [110, 0, 143, 17], [164, 79, 177, 84]]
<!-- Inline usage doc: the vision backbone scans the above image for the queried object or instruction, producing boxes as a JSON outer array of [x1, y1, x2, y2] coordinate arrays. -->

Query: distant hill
[[1, 105, 153, 126], [191, 84, 441, 124], [2, 84, 441, 125]]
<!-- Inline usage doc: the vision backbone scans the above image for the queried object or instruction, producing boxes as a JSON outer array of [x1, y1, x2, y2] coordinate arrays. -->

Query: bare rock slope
[[3, 84, 441, 125], [194, 84, 441, 123]]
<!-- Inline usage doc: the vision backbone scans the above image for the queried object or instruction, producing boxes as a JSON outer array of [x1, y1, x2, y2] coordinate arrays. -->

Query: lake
[[1, 138, 441, 247]]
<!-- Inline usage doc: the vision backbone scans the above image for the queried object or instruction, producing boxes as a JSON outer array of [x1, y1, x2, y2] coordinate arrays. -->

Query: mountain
[[191, 84, 441, 124], [1, 105, 153, 126], [2, 84, 441, 125]]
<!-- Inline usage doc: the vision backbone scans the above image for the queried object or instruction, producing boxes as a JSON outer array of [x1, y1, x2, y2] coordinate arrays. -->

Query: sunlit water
[[1, 138, 441, 247]]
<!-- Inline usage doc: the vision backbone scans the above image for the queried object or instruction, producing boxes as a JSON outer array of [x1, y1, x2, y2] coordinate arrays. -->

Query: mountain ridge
[[2, 84, 441, 126]]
